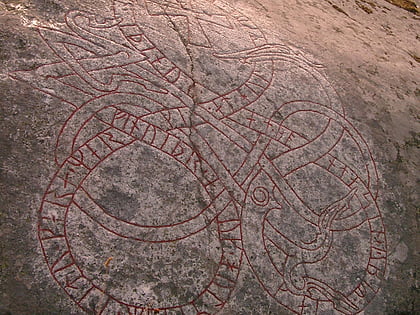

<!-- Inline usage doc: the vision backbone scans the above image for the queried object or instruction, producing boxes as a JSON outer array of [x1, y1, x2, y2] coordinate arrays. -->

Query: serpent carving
[[11, 0, 387, 314]]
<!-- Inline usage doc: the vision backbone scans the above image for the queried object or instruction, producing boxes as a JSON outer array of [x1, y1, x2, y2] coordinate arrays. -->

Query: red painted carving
[[10, 0, 386, 314]]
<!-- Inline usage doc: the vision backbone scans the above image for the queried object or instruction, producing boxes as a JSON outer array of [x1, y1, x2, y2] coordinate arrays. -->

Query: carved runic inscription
[[11, 0, 386, 314]]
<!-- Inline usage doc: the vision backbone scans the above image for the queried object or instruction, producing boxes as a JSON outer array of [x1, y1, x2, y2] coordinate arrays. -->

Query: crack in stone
[[164, 17, 243, 219], [165, 16, 218, 223]]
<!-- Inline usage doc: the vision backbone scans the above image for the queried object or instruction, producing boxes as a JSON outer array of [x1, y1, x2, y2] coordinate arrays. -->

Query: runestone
[[11, 0, 387, 314]]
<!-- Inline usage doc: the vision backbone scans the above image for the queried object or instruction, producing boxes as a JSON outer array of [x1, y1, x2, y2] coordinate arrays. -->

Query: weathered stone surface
[[0, 0, 418, 314]]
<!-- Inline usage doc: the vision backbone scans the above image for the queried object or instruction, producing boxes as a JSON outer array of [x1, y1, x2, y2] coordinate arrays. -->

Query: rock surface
[[0, 0, 418, 314]]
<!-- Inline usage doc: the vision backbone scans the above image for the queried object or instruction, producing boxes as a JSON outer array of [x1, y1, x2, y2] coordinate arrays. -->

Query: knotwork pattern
[[11, 0, 387, 314]]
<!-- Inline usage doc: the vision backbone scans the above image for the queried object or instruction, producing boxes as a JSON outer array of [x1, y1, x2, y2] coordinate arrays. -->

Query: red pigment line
[[65, 275, 81, 289], [54, 262, 75, 274], [264, 219, 301, 250], [264, 234, 289, 257], [212, 279, 235, 289], [72, 196, 220, 243], [77, 286, 94, 303], [219, 223, 240, 233], [264, 243, 286, 277], [40, 234, 65, 241], [79, 184, 223, 228], [50, 250, 70, 270], [206, 289, 224, 303], [217, 218, 240, 224], [215, 273, 236, 285]]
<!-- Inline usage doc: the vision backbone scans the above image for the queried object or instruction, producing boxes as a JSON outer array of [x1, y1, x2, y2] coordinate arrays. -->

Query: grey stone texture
[[0, 0, 418, 314]]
